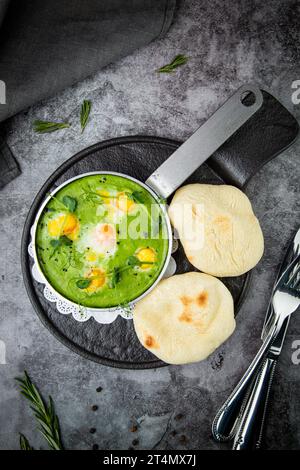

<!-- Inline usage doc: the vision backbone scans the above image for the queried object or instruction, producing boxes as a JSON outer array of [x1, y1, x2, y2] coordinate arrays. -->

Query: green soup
[[35, 174, 169, 308]]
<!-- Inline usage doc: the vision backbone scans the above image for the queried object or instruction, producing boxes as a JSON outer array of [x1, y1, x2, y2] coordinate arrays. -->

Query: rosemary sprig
[[19, 434, 34, 450], [16, 371, 63, 450], [80, 99, 92, 133], [33, 120, 70, 133], [157, 54, 188, 73]]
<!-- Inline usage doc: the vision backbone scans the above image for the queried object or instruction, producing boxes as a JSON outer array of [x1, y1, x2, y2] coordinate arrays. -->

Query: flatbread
[[168, 184, 264, 276], [133, 272, 235, 365]]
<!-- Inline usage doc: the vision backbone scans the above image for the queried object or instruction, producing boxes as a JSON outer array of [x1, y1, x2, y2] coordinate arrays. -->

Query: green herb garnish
[[157, 54, 188, 73], [50, 236, 72, 249], [20, 434, 34, 451], [80, 184, 104, 206], [76, 279, 92, 289], [110, 267, 121, 288], [60, 235, 73, 246], [128, 191, 145, 204], [33, 120, 70, 133], [107, 256, 155, 289], [127, 255, 140, 266], [47, 194, 77, 213], [49, 236, 72, 259], [80, 100, 91, 133], [62, 195, 77, 213], [126, 255, 154, 267], [16, 371, 63, 450], [50, 239, 62, 249]]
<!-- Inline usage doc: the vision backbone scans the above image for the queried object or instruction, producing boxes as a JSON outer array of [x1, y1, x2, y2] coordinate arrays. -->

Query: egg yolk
[[94, 223, 116, 247], [97, 189, 110, 202], [116, 192, 135, 213], [99, 223, 114, 236], [85, 268, 106, 293], [48, 213, 79, 240], [136, 247, 156, 269], [85, 251, 98, 262]]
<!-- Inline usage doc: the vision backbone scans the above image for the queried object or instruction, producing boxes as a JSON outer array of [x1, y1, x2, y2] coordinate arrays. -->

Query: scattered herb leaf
[[80, 100, 92, 133], [33, 120, 70, 133], [76, 279, 91, 289], [15, 371, 63, 450], [19, 434, 34, 451], [62, 195, 77, 213], [157, 54, 188, 73]]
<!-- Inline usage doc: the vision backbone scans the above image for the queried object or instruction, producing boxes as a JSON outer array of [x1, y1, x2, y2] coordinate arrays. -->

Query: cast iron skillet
[[21, 136, 251, 369]]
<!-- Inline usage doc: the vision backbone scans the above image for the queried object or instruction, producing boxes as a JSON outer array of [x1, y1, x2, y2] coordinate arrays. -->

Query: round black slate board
[[21, 136, 250, 369]]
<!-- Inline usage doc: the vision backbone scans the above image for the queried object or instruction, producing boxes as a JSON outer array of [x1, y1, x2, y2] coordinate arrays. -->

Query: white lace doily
[[28, 226, 176, 324]]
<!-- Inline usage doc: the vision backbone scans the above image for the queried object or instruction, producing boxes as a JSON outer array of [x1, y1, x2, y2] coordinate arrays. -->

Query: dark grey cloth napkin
[[0, 0, 176, 188]]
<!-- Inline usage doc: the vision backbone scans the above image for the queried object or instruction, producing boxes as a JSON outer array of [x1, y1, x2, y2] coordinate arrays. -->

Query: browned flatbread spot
[[213, 215, 231, 231], [179, 293, 208, 323], [180, 295, 192, 306], [179, 296, 193, 322], [192, 204, 198, 217], [179, 310, 193, 323], [144, 335, 158, 349], [197, 290, 208, 308]]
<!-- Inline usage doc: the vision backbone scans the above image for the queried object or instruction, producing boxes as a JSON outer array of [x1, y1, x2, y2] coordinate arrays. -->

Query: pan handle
[[145, 84, 263, 199]]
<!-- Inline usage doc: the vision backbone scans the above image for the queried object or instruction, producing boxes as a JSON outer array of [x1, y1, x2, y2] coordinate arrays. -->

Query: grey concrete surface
[[0, 0, 300, 450]]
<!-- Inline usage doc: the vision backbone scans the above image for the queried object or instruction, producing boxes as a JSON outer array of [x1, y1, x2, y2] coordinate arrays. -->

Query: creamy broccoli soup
[[35, 174, 169, 308]]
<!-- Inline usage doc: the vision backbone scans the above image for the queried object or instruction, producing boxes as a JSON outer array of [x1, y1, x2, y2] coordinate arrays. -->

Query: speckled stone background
[[0, 0, 300, 450]]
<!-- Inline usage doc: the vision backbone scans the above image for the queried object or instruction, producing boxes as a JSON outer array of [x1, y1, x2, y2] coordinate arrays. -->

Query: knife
[[232, 228, 300, 450]]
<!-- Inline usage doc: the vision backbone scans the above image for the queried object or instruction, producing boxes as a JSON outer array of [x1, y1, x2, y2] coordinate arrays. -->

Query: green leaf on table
[[19, 434, 34, 450], [156, 54, 188, 73], [62, 195, 77, 212], [80, 99, 92, 133], [15, 371, 63, 450], [33, 120, 70, 133]]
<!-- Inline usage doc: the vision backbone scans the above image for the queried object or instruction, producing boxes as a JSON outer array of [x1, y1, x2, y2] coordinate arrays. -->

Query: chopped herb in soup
[[35, 174, 169, 308]]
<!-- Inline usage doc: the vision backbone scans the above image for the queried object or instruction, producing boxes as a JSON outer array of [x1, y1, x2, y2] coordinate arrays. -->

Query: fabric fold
[[0, 133, 20, 187], [0, 0, 176, 188]]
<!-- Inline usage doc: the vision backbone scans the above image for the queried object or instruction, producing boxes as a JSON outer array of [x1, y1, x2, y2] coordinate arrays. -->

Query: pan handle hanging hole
[[240, 90, 256, 107]]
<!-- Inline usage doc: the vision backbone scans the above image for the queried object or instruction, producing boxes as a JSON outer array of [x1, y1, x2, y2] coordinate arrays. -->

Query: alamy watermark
[[0, 340, 6, 364], [0, 80, 6, 104], [95, 201, 205, 247], [291, 340, 300, 365], [291, 80, 300, 105]]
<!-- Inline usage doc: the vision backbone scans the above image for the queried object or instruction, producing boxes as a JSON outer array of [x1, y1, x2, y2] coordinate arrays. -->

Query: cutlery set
[[212, 228, 300, 449]]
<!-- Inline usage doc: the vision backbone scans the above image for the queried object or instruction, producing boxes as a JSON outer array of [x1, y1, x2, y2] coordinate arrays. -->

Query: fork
[[212, 253, 300, 442]]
